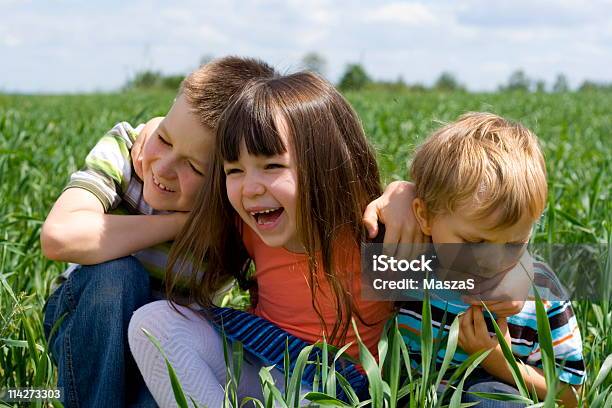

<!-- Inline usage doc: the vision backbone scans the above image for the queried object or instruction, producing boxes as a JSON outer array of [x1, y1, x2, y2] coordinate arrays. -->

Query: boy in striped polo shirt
[[40, 56, 278, 407], [398, 112, 584, 407]]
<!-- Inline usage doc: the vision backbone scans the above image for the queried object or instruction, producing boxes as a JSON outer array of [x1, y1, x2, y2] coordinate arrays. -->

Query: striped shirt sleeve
[[64, 122, 140, 211], [531, 300, 586, 385]]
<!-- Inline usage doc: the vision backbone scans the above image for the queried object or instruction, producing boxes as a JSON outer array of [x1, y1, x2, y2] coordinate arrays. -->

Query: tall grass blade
[[482, 304, 530, 398], [141, 328, 189, 408], [419, 289, 433, 405], [352, 319, 383, 407], [533, 288, 558, 407]]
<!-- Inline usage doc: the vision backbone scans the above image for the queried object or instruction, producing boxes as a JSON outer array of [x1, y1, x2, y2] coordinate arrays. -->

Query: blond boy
[[399, 113, 585, 407]]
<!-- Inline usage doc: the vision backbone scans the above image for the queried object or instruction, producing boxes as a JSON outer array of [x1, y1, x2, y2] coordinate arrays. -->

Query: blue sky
[[2, 0, 611, 93]]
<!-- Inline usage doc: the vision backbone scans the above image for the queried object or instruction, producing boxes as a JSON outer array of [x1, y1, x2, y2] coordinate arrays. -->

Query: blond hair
[[411, 112, 547, 228], [180, 56, 276, 129]]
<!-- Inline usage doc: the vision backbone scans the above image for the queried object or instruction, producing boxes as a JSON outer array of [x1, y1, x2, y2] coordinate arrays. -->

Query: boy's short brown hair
[[180, 56, 276, 129], [411, 112, 547, 228]]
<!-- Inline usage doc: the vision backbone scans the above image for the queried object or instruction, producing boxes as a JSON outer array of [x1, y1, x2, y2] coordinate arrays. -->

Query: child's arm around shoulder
[[363, 181, 426, 245], [40, 188, 187, 265]]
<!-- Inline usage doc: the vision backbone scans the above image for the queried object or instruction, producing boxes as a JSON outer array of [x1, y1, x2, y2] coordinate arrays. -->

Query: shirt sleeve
[[528, 300, 586, 385], [64, 122, 141, 212]]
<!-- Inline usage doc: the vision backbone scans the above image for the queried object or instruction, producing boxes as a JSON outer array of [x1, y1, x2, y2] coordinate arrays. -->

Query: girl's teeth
[[250, 208, 279, 216]]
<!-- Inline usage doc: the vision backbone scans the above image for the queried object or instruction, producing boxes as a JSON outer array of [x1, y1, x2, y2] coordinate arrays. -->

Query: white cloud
[[2, 34, 21, 47], [364, 2, 438, 26]]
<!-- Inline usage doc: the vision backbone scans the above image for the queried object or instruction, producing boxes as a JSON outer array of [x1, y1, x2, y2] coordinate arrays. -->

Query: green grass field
[[0, 90, 610, 407]]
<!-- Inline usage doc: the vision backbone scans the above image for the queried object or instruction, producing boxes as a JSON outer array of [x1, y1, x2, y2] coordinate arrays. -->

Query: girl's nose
[[242, 174, 265, 197]]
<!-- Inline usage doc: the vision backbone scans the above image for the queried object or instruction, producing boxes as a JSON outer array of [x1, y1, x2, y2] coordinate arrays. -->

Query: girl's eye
[[224, 168, 242, 176], [265, 163, 285, 170], [158, 134, 172, 146]]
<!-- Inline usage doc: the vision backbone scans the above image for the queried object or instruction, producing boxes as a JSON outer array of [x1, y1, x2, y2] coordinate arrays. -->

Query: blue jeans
[[43, 256, 158, 408], [463, 373, 524, 407]]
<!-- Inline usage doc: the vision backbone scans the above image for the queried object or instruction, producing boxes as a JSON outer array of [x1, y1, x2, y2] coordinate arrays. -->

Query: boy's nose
[[155, 157, 178, 179]]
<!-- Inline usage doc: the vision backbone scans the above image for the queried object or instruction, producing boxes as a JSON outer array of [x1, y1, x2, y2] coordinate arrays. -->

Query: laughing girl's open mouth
[[250, 207, 284, 225]]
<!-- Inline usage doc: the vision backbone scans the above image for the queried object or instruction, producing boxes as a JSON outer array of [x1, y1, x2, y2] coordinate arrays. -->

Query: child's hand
[[462, 297, 525, 318], [362, 181, 427, 251], [132, 117, 164, 179], [461, 250, 533, 317], [458, 306, 512, 356]]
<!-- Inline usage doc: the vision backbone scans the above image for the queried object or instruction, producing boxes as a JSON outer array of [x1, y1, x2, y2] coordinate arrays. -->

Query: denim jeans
[[462, 373, 524, 407], [43, 256, 158, 408]]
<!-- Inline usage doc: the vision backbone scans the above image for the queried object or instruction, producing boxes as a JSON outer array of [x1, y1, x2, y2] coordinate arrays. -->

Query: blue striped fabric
[[398, 262, 585, 385], [207, 307, 368, 400]]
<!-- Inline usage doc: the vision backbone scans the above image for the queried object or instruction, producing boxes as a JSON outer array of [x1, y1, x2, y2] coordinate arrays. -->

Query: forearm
[[41, 212, 183, 264], [481, 352, 579, 407]]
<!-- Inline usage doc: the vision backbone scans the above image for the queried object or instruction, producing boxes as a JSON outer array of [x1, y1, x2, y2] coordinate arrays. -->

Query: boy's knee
[[464, 381, 521, 404], [73, 256, 150, 302]]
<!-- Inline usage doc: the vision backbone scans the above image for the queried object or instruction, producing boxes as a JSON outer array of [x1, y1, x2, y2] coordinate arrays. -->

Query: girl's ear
[[412, 198, 433, 236]]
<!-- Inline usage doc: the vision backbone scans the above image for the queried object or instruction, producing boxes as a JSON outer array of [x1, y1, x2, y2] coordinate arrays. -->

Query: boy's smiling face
[[141, 94, 213, 211]]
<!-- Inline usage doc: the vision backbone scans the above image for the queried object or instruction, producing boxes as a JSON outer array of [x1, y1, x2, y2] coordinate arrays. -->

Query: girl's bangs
[[219, 90, 287, 162]]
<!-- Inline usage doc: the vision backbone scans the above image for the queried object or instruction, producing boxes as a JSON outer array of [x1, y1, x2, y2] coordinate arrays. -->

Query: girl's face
[[223, 126, 302, 252]]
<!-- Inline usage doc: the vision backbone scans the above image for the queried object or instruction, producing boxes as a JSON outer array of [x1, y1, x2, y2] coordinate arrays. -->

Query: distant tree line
[[336, 65, 611, 93], [124, 71, 185, 91], [123, 52, 612, 93]]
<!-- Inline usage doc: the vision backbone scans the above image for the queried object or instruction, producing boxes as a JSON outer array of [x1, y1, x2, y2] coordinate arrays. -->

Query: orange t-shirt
[[242, 223, 394, 361]]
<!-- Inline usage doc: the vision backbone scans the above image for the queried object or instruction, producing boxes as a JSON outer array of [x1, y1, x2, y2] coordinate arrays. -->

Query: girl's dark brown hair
[[167, 71, 382, 344]]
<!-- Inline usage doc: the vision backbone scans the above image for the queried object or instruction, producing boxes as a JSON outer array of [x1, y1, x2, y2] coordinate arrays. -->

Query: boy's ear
[[412, 198, 433, 236]]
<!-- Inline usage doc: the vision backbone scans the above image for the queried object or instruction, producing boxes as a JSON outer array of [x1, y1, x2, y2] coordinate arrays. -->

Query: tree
[[503, 69, 531, 92], [161, 74, 185, 91], [338, 63, 371, 91], [125, 70, 162, 89], [124, 70, 184, 91], [552, 73, 570, 93], [434, 72, 464, 92], [535, 80, 547, 93], [301, 52, 327, 76], [578, 80, 612, 92]]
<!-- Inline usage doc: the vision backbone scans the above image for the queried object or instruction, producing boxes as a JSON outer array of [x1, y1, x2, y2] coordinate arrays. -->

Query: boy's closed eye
[[460, 235, 528, 246], [158, 134, 172, 146], [158, 133, 203, 176], [189, 162, 204, 176], [462, 237, 485, 244]]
